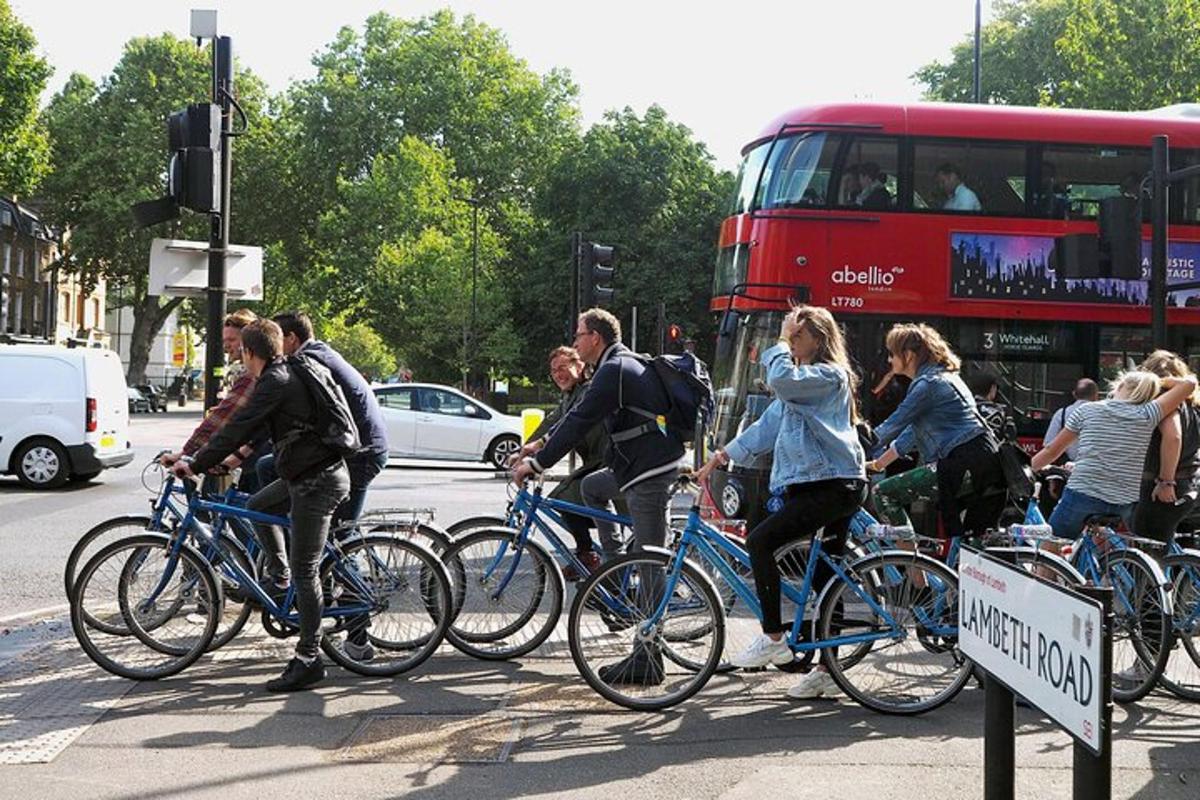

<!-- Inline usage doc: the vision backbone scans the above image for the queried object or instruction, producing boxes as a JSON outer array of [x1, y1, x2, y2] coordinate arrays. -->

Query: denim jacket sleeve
[[872, 374, 932, 457], [762, 343, 844, 404], [724, 398, 783, 464]]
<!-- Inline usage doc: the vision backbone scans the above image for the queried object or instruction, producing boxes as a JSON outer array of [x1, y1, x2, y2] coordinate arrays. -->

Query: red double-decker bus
[[706, 101, 1200, 527]]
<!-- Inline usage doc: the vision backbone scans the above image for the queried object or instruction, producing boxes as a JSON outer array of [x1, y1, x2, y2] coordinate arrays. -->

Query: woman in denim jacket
[[868, 323, 1005, 539], [696, 305, 866, 699]]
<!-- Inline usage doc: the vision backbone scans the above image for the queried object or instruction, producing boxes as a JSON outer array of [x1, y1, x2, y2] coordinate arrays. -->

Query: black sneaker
[[597, 646, 664, 686], [265, 657, 326, 692]]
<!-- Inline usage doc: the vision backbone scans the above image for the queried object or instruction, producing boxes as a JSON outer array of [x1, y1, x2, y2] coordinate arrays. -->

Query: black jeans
[[247, 462, 350, 660], [333, 450, 390, 527], [1133, 485, 1198, 543], [935, 434, 1005, 539], [746, 478, 867, 635]]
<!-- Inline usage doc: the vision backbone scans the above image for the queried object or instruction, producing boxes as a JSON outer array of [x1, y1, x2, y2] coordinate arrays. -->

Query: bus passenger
[[1031, 368, 1197, 540], [936, 163, 982, 212], [696, 305, 866, 699], [855, 162, 892, 210], [1132, 351, 1200, 542], [867, 324, 1005, 539]]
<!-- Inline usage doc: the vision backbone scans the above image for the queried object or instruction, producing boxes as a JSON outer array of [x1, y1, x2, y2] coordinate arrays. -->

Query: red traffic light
[[668, 324, 683, 341]]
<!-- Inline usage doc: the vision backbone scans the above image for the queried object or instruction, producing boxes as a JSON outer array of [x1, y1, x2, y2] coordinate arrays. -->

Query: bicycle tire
[[66, 515, 168, 635], [1158, 551, 1200, 701], [1099, 548, 1171, 703], [319, 534, 453, 677], [820, 551, 971, 715], [994, 546, 1085, 587], [568, 551, 725, 711], [204, 533, 255, 651], [71, 534, 219, 680], [442, 527, 563, 660], [446, 515, 508, 538]]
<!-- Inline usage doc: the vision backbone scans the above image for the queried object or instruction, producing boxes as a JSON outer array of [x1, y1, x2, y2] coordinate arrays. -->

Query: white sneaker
[[787, 669, 840, 699], [344, 637, 375, 662], [730, 634, 793, 669]]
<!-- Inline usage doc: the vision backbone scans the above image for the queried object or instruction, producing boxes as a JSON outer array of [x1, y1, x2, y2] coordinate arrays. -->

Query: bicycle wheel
[[66, 515, 169, 635], [1100, 549, 1171, 703], [1158, 552, 1200, 701], [203, 533, 256, 651], [442, 527, 563, 660], [569, 551, 724, 711], [71, 534, 219, 680], [320, 535, 452, 677], [819, 551, 971, 715], [446, 515, 508, 538], [997, 547, 1085, 587]]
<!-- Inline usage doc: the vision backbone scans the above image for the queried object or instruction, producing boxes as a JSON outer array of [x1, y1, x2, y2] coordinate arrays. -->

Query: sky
[[13, 0, 991, 170]]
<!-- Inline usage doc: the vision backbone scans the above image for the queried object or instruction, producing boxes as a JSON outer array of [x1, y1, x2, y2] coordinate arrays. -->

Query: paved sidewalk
[[1, 614, 1198, 799]]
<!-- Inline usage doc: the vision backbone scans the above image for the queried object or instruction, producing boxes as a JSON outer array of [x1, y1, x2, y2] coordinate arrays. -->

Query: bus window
[[1171, 150, 1200, 225], [1037, 145, 1149, 220], [835, 136, 900, 210], [757, 133, 841, 210], [730, 142, 770, 215], [911, 140, 1027, 215]]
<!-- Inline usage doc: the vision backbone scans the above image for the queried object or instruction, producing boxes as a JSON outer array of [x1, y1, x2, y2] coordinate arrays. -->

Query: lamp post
[[457, 195, 480, 393], [973, 0, 982, 103]]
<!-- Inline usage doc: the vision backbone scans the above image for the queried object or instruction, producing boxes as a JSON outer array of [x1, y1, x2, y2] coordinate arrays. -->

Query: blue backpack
[[612, 351, 715, 445]]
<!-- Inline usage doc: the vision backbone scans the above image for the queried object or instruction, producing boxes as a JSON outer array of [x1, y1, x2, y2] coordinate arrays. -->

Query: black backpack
[[612, 351, 715, 445], [287, 352, 362, 457]]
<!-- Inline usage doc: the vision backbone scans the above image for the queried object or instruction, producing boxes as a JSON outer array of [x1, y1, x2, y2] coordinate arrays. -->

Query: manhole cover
[[335, 713, 521, 764]]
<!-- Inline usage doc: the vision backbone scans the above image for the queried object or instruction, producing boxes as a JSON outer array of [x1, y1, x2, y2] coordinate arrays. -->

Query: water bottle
[[863, 523, 915, 541], [1008, 523, 1054, 544]]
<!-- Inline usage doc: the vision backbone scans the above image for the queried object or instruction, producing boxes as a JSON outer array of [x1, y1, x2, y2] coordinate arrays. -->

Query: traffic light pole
[[204, 35, 233, 411], [1151, 135, 1169, 350]]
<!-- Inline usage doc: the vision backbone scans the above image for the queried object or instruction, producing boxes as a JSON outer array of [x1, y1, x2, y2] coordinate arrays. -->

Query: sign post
[[958, 547, 1111, 800]]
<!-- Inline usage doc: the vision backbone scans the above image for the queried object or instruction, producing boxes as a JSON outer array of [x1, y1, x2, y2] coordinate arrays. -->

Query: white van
[[0, 344, 135, 488]]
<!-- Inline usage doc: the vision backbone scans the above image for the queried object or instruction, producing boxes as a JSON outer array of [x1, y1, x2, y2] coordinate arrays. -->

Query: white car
[[0, 344, 135, 488], [373, 383, 523, 468]]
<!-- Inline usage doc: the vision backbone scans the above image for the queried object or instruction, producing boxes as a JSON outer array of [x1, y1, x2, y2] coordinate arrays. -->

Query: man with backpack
[[513, 308, 687, 685], [172, 319, 352, 692], [273, 311, 389, 526]]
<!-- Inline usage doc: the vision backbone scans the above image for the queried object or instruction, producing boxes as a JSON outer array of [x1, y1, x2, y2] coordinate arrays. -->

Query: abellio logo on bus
[[832, 264, 904, 290]]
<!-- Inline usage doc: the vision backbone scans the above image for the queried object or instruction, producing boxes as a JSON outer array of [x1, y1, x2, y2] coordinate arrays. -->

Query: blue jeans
[[1048, 487, 1135, 540]]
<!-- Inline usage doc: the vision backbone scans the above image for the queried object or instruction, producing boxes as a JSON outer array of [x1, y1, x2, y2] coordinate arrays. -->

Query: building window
[[91, 298, 101, 329], [2, 242, 9, 275], [60, 292, 70, 325]]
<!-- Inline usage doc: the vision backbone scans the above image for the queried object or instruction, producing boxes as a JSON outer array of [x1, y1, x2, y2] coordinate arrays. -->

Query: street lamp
[[456, 195, 480, 393]]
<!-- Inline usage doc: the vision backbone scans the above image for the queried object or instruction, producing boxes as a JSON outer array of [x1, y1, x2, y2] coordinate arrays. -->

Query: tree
[[39, 35, 271, 383], [527, 105, 734, 374], [915, 0, 1200, 111], [0, 0, 52, 196], [320, 314, 397, 381]]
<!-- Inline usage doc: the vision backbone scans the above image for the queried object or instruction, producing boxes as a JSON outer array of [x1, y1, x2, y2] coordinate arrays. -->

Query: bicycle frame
[[637, 505, 940, 652]]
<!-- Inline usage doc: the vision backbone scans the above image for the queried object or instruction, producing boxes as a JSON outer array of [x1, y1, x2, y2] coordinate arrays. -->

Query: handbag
[[997, 440, 1036, 500]]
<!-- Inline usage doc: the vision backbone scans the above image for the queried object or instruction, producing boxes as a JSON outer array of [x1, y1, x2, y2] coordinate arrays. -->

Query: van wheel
[[14, 438, 70, 489], [486, 435, 521, 469]]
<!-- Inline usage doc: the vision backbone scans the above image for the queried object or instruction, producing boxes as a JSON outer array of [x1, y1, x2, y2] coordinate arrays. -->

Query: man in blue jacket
[[514, 307, 683, 685], [273, 312, 390, 526]]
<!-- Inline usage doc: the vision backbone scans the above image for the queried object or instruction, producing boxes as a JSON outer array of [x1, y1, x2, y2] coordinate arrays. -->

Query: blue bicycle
[[567, 479, 971, 713], [70, 477, 453, 681]]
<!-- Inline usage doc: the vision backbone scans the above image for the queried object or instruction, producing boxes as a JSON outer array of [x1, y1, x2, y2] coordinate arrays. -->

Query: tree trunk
[[126, 292, 184, 385]]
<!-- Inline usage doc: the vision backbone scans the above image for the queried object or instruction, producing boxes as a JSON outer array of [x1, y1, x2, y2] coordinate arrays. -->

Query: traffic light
[[668, 323, 683, 343], [578, 240, 616, 308], [132, 103, 222, 227]]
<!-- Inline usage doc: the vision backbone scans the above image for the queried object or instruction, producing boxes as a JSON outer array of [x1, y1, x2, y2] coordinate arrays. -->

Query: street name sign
[[958, 547, 1104, 755]]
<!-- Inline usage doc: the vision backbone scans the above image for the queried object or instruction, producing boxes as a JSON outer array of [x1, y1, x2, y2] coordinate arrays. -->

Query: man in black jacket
[[273, 311, 390, 526], [173, 320, 350, 692], [513, 308, 683, 684]]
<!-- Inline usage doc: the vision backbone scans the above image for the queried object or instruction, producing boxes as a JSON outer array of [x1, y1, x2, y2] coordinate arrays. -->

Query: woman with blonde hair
[[868, 322, 1005, 540], [1032, 366, 1197, 540], [696, 304, 866, 699], [1132, 351, 1200, 542]]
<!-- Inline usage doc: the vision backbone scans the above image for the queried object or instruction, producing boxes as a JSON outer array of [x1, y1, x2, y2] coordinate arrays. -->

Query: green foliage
[[0, 0, 51, 196], [318, 314, 397, 380], [915, 0, 1200, 110], [527, 105, 734, 373]]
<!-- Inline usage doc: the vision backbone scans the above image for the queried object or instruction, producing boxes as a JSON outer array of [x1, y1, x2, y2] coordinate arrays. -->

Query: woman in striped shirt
[[1031, 369, 1197, 539]]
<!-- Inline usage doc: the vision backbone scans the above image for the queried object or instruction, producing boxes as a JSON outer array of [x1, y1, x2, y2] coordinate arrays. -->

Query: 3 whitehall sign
[[957, 548, 1105, 755]]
